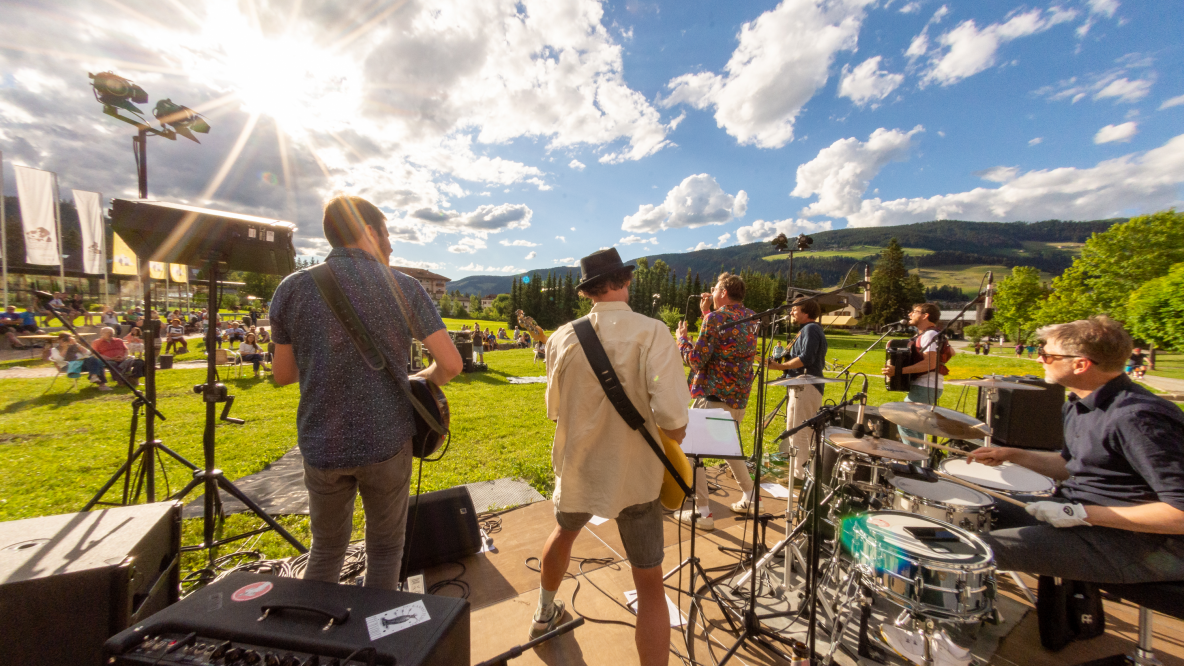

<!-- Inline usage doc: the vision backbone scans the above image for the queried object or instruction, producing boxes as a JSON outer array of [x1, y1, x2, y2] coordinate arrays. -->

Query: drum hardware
[[879, 402, 992, 441], [901, 435, 972, 459]]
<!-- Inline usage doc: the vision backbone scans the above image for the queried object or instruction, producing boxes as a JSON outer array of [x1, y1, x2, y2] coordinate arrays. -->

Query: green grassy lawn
[[914, 265, 1056, 292], [763, 245, 934, 262]]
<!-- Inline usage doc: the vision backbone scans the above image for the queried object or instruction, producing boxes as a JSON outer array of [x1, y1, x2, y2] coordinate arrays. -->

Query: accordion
[[885, 340, 912, 392]]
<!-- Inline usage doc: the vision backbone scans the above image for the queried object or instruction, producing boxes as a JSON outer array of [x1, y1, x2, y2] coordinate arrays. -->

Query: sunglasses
[[1036, 344, 1094, 364]]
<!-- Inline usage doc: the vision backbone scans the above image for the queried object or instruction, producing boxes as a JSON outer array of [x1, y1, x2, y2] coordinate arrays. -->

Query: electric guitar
[[516, 310, 547, 344]]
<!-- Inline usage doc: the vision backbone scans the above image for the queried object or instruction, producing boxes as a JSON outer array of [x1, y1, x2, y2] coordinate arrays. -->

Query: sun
[[180, 2, 364, 135]]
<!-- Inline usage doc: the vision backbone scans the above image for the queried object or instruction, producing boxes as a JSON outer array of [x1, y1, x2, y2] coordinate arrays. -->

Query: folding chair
[[209, 348, 242, 378]]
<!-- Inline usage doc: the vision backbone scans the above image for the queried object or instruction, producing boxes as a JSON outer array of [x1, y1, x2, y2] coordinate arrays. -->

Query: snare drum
[[889, 476, 994, 532], [842, 511, 996, 622], [939, 459, 1055, 497]]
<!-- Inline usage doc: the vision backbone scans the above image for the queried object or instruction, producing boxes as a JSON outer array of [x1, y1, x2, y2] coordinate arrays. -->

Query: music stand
[[109, 199, 306, 558], [664, 408, 748, 649]]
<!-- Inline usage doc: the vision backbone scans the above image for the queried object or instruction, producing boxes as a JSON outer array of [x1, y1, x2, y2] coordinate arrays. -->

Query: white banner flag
[[73, 190, 105, 274], [14, 166, 60, 266]]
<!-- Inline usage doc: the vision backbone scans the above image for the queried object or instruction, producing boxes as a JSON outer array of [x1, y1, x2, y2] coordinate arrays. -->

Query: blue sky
[[1, 0, 1181, 277]]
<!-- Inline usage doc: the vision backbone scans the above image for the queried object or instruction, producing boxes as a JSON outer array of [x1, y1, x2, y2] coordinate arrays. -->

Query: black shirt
[[1059, 374, 1184, 510], [786, 321, 828, 395]]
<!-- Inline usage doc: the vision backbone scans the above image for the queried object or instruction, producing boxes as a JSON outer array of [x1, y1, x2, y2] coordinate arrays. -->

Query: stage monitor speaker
[[110, 199, 297, 275], [0, 502, 181, 666], [104, 572, 469, 666], [975, 375, 1066, 451], [403, 486, 481, 574]]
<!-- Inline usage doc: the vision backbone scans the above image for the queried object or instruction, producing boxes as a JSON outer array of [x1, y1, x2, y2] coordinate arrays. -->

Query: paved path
[[1136, 374, 1184, 399]]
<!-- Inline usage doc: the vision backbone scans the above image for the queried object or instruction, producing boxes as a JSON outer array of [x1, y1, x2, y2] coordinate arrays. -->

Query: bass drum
[[842, 511, 996, 623]]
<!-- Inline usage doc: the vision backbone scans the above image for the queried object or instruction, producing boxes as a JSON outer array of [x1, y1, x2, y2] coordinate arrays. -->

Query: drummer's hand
[[881, 365, 895, 377], [1026, 501, 1090, 528], [676, 320, 688, 338], [966, 446, 1016, 467]]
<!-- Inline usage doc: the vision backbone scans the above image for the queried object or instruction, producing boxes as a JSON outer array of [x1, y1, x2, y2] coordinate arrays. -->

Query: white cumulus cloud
[[1159, 94, 1184, 110], [457, 263, 521, 273], [448, 237, 488, 254], [392, 257, 445, 270], [622, 174, 748, 232], [499, 239, 540, 247], [836, 133, 1184, 227], [619, 235, 659, 245], [918, 8, 1076, 87], [525, 251, 537, 260], [400, 203, 533, 244], [973, 166, 1019, 183], [1035, 55, 1155, 105], [661, 0, 873, 148], [1029, 137, 1044, 145], [792, 126, 924, 218], [1094, 122, 1138, 144], [838, 56, 904, 107], [569, 159, 586, 171], [735, 218, 834, 245]]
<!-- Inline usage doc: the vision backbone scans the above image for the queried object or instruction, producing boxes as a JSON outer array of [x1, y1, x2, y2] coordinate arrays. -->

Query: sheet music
[[680, 408, 745, 459]]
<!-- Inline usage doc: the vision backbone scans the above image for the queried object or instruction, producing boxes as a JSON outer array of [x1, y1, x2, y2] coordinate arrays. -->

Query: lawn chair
[[42, 361, 83, 396], [209, 348, 242, 379]]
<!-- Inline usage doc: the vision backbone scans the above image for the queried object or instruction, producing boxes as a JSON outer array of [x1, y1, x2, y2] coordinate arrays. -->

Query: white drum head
[[890, 476, 993, 507], [940, 459, 1055, 494], [856, 512, 990, 563]]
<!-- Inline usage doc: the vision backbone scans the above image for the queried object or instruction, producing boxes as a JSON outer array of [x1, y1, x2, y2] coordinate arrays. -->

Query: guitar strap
[[307, 263, 446, 436], [571, 317, 693, 498]]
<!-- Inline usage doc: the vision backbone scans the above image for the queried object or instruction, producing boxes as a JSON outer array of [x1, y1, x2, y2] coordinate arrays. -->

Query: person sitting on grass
[[93, 326, 144, 386], [238, 333, 270, 377], [164, 318, 188, 355], [49, 333, 111, 391], [124, 327, 145, 357]]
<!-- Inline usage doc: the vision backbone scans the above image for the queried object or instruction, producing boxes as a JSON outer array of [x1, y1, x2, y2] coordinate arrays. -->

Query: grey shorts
[[555, 498, 664, 569]]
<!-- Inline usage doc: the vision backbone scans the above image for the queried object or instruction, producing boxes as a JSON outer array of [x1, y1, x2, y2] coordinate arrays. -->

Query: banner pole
[[100, 193, 108, 307], [54, 173, 64, 294], [1, 150, 7, 309]]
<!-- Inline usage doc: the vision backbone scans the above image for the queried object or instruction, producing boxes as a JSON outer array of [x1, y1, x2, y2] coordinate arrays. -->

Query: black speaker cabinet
[[0, 502, 181, 666], [975, 375, 1066, 451], [403, 487, 481, 573]]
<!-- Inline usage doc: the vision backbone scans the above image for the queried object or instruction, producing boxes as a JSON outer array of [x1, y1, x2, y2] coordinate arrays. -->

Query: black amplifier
[[975, 374, 1066, 451], [104, 572, 469, 666]]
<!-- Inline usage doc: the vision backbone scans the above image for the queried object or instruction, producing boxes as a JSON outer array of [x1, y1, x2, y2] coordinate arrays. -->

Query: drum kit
[[727, 375, 1053, 666]]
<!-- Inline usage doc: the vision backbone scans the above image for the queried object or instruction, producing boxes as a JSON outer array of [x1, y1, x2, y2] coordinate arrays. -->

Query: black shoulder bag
[[308, 263, 449, 459], [571, 317, 693, 501]]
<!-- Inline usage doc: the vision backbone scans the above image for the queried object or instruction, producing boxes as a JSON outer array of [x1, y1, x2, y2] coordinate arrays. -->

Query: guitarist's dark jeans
[[981, 495, 1184, 584], [302, 445, 413, 590]]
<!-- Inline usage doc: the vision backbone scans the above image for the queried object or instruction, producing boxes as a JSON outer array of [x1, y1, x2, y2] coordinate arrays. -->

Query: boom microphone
[[983, 271, 995, 321], [851, 376, 870, 439], [880, 318, 908, 332]]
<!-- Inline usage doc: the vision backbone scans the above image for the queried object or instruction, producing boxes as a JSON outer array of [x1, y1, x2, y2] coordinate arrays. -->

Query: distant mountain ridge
[[446, 218, 1122, 296]]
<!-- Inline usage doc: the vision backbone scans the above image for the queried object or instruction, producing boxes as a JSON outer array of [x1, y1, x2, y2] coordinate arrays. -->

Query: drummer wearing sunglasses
[[967, 316, 1184, 584]]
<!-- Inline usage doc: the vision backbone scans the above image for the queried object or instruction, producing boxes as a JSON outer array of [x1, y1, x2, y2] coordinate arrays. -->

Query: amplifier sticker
[[231, 581, 274, 602], [366, 600, 431, 641]]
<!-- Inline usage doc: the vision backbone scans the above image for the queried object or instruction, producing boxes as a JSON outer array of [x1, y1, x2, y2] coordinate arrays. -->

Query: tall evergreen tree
[[867, 238, 925, 327]]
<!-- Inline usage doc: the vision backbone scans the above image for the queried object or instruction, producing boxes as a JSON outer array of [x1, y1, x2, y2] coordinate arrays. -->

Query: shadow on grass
[[2, 382, 130, 413]]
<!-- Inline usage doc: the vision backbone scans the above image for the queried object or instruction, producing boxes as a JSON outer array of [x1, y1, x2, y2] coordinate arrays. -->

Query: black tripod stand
[[168, 256, 306, 557], [55, 278, 200, 511]]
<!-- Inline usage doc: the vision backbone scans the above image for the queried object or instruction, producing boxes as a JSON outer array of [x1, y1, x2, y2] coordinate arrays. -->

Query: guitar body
[[659, 430, 694, 511], [408, 377, 450, 458]]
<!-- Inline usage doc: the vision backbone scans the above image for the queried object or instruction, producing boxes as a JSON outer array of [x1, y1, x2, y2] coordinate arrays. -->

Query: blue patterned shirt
[[270, 248, 445, 469]]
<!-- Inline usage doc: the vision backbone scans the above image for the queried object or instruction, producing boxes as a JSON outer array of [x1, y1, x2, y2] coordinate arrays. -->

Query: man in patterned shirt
[[271, 195, 462, 590], [675, 273, 757, 530]]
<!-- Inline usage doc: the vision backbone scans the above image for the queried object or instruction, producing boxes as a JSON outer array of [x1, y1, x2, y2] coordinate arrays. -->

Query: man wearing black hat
[[530, 248, 690, 666]]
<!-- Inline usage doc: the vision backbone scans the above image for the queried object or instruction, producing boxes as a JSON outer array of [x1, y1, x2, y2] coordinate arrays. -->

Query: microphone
[[880, 318, 908, 332], [983, 271, 995, 321], [851, 378, 870, 438], [861, 300, 874, 316], [31, 290, 55, 302], [862, 263, 873, 316]]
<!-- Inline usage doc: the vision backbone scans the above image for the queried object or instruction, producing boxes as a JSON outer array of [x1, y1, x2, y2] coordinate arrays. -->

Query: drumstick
[[899, 434, 970, 458], [934, 471, 1028, 508]]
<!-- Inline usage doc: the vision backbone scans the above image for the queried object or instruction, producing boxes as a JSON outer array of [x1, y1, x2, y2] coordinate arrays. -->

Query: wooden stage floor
[[416, 467, 1184, 665]]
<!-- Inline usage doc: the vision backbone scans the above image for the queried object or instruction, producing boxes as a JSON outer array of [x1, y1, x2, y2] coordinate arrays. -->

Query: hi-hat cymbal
[[767, 375, 846, 387], [947, 377, 1045, 391], [879, 402, 991, 440], [826, 428, 928, 462]]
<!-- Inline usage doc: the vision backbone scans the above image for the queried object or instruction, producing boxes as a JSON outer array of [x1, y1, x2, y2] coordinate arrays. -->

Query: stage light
[[88, 71, 148, 118], [795, 234, 813, 251], [153, 99, 211, 143], [770, 233, 790, 252]]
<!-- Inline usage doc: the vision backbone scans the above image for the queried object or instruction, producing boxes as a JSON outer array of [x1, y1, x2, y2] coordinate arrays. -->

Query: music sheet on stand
[[681, 408, 745, 459]]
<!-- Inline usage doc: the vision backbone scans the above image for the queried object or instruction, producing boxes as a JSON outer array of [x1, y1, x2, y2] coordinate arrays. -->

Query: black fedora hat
[[576, 248, 635, 291]]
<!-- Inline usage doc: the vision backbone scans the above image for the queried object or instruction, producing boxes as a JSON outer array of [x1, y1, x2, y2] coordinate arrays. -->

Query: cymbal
[[826, 428, 928, 462], [878, 402, 991, 440], [947, 377, 1045, 391], [767, 375, 846, 387]]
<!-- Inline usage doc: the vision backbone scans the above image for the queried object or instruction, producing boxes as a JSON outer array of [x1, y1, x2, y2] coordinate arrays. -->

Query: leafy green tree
[[575, 297, 593, 319], [438, 293, 452, 318], [243, 272, 282, 303], [469, 294, 481, 315], [866, 238, 925, 327], [1035, 210, 1184, 325], [490, 293, 511, 319], [657, 305, 683, 331], [992, 266, 1048, 340], [964, 321, 1000, 344], [1127, 263, 1184, 350]]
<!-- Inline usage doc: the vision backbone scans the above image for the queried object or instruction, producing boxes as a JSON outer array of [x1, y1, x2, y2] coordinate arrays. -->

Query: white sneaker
[[528, 600, 565, 640], [931, 630, 972, 666], [674, 509, 714, 531], [730, 497, 755, 514], [880, 624, 926, 666]]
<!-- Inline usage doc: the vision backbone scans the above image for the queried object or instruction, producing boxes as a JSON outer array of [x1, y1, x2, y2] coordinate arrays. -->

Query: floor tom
[[938, 459, 1055, 497]]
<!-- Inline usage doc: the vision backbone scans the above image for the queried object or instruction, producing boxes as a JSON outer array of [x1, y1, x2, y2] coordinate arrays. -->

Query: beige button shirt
[[546, 301, 691, 518]]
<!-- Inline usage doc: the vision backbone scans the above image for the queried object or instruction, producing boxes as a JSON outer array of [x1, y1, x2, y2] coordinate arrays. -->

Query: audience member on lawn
[[49, 332, 111, 391], [93, 326, 145, 386], [238, 333, 270, 377], [675, 272, 758, 530], [531, 248, 689, 666], [270, 194, 462, 591]]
